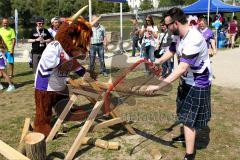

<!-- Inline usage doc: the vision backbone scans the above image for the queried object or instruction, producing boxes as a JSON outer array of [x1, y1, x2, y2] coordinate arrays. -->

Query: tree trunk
[[24, 132, 46, 160]]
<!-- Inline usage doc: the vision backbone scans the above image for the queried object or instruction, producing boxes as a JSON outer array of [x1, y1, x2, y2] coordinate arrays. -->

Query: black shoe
[[29, 62, 33, 68], [102, 72, 108, 77], [183, 153, 195, 160], [172, 134, 185, 143]]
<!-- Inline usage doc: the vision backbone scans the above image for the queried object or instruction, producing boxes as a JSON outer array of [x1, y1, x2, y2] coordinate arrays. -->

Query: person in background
[[198, 18, 217, 57], [130, 18, 140, 57], [0, 17, 16, 78], [89, 15, 108, 77], [0, 35, 15, 92], [187, 15, 199, 30], [139, 15, 158, 75], [28, 17, 52, 73], [48, 17, 60, 39], [227, 16, 238, 49], [157, 22, 174, 77]]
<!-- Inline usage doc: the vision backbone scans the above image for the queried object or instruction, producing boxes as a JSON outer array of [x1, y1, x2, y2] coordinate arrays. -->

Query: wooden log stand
[[46, 78, 136, 160]]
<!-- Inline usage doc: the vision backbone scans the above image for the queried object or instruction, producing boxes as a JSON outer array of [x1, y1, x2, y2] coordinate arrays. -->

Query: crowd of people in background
[[0, 14, 109, 92], [130, 13, 239, 77], [0, 13, 239, 92]]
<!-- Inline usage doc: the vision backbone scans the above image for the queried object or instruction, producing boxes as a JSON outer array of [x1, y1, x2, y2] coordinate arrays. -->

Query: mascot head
[[55, 6, 99, 59]]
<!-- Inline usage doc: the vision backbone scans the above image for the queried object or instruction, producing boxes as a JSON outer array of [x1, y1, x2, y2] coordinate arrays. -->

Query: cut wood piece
[[95, 139, 119, 150], [24, 132, 46, 160], [18, 118, 31, 154], [150, 148, 162, 160], [81, 137, 91, 144], [46, 95, 77, 142], [64, 100, 104, 160], [0, 140, 30, 160], [82, 137, 120, 150], [71, 88, 101, 100], [86, 96, 97, 104], [110, 110, 136, 134], [92, 118, 123, 131], [107, 141, 120, 150]]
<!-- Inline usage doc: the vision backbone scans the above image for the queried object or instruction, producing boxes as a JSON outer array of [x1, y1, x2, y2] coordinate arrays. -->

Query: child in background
[[0, 35, 15, 91]]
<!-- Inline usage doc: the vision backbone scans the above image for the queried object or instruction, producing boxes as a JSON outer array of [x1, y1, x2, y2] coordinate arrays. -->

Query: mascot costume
[[34, 6, 98, 136]]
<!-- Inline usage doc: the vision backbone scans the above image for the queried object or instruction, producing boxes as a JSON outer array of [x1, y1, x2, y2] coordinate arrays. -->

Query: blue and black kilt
[[176, 82, 211, 128]]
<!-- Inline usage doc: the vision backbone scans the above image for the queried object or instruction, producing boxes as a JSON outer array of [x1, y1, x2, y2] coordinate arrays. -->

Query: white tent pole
[[216, 7, 219, 49], [89, 0, 92, 22], [233, 0, 235, 18], [14, 9, 18, 46], [208, 0, 211, 25], [120, 2, 123, 44]]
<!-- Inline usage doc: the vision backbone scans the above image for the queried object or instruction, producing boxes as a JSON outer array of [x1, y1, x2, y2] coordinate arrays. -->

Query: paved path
[[211, 48, 240, 89], [14, 44, 240, 89]]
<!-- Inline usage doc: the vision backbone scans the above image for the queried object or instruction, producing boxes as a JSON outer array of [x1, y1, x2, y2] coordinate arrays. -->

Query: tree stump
[[24, 132, 46, 160]]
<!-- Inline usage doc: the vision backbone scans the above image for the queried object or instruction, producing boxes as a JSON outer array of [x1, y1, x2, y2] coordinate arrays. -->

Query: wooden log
[[24, 132, 46, 160], [71, 88, 101, 100], [92, 118, 123, 131], [111, 110, 136, 134], [18, 118, 31, 154], [82, 137, 120, 150], [0, 140, 30, 160], [46, 95, 77, 142], [64, 100, 104, 160]]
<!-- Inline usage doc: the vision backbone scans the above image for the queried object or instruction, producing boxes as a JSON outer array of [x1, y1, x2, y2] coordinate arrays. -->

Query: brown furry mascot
[[33, 6, 95, 136]]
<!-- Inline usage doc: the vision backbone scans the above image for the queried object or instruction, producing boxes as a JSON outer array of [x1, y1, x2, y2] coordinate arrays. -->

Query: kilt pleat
[[176, 83, 211, 128]]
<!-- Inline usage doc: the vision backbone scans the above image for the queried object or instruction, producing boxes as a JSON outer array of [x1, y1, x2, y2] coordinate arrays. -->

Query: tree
[[11, 0, 36, 26], [42, 0, 58, 22], [113, 2, 130, 12], [140, 0, 153, 10], [0, 0, 12, 17], [158, 0, 197, 6], [183, 0, 197, 5]]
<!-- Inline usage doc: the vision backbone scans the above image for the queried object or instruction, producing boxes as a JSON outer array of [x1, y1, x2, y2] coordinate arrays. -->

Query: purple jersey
[[173, 28, 212, 87], [34, 41, 70, 91], [200, 28, 215, 49]]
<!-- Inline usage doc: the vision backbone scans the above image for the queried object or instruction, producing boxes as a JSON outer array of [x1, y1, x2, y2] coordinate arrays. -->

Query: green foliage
[[183, 0, 198, 5], [158, 0, 197, 6], [1, 0, 198, 26], [11, 0, 37, 26], [140, 0, 153, 10], [0, 0, 11, 17]]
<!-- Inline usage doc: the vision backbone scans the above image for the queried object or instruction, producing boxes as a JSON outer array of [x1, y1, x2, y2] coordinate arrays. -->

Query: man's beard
[[172, 27, 179, 35]]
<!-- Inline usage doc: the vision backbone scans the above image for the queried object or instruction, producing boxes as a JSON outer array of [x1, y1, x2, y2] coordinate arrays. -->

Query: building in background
[[128, 0, 159, 9]]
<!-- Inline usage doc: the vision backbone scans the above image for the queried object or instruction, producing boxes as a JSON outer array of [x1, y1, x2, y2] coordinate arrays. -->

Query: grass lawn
[[0, 63, 240, 160]]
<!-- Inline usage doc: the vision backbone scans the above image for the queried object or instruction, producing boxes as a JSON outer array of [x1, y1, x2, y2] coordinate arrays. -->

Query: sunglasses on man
[[164, 21, 175, 28]]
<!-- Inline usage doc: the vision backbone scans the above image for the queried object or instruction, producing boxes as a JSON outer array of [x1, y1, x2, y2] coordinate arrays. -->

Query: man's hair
[[164, 7, 187, 25], [199, 17, 207, 24], [1, 17, 9, 22], [145, 15, 154, 27], [233, 16, 237, 20]]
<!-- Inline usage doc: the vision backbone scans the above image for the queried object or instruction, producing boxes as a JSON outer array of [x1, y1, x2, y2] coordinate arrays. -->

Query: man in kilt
[[146, 8, 212, 160]]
